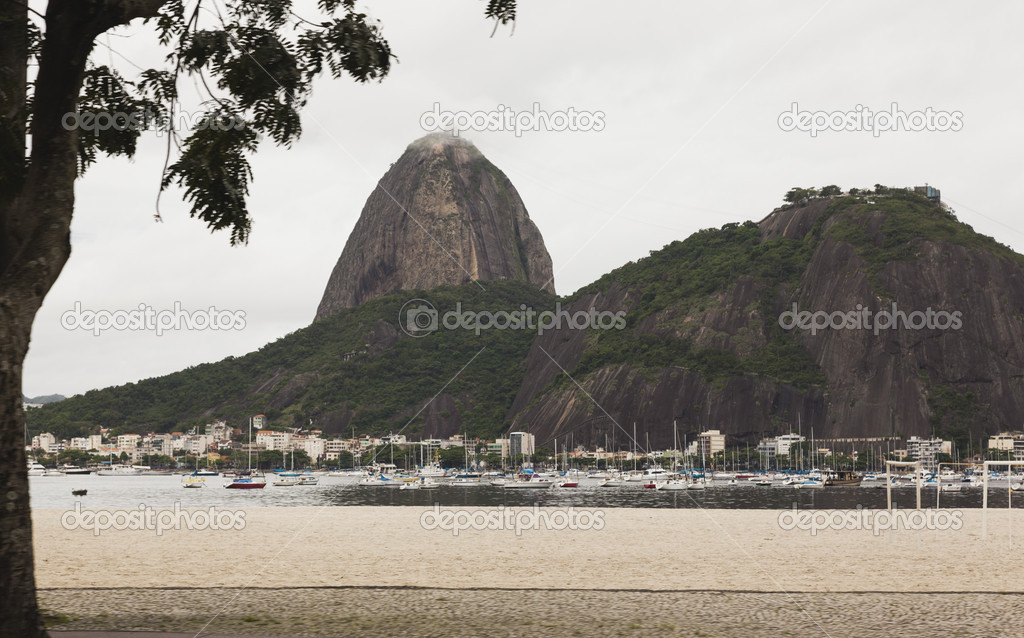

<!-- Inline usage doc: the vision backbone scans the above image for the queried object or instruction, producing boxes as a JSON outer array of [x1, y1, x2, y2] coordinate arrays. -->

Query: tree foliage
[[46, 0, 517, 244]]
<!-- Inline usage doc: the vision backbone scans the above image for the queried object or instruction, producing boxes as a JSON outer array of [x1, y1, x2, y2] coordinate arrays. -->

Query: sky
[[22, 0, 1024, 398]]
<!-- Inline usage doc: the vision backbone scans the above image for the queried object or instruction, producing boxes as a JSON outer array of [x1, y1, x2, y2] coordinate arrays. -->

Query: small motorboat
[[182, 476, 206, 488], [71, 489, 87, 496]]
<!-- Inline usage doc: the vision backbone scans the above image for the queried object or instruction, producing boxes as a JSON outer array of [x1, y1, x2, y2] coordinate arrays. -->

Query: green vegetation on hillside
[[27, 280, 554, 441], [27, 188, 1024, 441], [570, 220, 825, 388]]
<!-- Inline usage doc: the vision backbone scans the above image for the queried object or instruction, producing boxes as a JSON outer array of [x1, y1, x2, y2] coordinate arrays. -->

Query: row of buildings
[[30, 415, 1024, 470], [28, 418, 541, 465]]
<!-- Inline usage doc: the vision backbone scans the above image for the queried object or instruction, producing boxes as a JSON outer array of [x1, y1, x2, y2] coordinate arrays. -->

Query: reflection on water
[[29, 474, 1024, 510]]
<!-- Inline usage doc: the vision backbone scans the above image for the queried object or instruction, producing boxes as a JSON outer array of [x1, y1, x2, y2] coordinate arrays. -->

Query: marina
[[29, 470, 1024, 510]]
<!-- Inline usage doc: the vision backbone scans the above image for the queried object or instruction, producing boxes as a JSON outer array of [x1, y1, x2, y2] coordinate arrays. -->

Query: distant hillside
[[507, 190, 1024, 451], [23, 394, 65, 405], [27, 189, 1024, 453], [26, 281, 553, 441]]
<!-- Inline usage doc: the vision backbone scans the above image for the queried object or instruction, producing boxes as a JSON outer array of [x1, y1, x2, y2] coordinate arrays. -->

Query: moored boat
[[225, 475, 267, 489]]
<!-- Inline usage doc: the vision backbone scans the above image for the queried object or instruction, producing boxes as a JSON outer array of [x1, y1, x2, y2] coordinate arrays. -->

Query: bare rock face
[[315, 133, 554, 319]]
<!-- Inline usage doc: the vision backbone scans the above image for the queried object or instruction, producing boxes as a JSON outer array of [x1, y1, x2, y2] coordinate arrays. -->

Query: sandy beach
[[33, 506, 1024, 636]]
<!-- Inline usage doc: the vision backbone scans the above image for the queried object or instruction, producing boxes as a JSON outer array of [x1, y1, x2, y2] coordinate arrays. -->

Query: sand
[[32, 506, 1024, 636]]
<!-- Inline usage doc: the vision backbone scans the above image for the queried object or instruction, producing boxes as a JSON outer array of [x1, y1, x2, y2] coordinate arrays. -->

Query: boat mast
[[247, 416, 252, 473], [672, 420, 678, 474]]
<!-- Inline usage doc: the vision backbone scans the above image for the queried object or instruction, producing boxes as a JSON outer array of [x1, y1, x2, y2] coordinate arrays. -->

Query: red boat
[[224, 476, 266, 489], [556, 481, 579, 488]]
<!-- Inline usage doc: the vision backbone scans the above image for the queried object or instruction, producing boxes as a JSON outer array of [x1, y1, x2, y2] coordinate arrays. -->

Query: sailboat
[[225, 416, 266, 489]]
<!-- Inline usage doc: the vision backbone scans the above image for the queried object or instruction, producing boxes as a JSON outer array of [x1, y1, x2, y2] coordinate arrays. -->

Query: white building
[[293, 436, 326, 460], [509, 432, 535, 458], [32, 433, 56, 453], [487, 439, 510, 457], [256, 430, 291, 451], [906, 436, 946, 470], [691, 429, 726, 457], [117, 434, 141, 452], [142, 434, 174, 457], [205, 419, 232, 441], [70, 437, 91, 451], [775, 433, 805, 457], [989, 433, 1018, 452]]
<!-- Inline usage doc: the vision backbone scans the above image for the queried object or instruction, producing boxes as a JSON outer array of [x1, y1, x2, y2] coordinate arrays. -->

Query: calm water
[[29, 474, 1024, 509]]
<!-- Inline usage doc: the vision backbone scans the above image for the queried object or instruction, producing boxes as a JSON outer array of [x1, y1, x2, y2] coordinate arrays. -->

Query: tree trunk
[[0, 321, 46, 638], [0, 2, 167, 634]]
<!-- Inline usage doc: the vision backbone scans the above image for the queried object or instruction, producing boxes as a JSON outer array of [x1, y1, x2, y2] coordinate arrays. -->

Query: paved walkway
[[41, 587, 1024, 637]]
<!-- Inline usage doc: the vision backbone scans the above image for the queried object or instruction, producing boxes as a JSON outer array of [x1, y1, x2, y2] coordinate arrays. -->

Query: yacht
[[357, 474, 403, 487], [656, 479, 688, 491], [27, 461, 47, 476], [58, 464, 92, 475], [96, 464, 143, 476]]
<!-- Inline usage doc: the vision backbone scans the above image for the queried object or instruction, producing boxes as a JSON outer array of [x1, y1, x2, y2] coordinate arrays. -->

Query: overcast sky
[[23, 0, 1024, 398]]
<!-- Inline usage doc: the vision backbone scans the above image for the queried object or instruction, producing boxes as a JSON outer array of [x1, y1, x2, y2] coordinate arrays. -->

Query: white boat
[[357, 474, 403, 487], [415, 463, 447, 478], [941, 484, 962, 492], [298, 474, 319, 486], [793, 479, 823, 489], [450, 477, 483, 486], [58, 465, 92, 475], [27, 461, 46, 476], [656, 480, 688, 491], [182, 476, 206, 488], [273, 477, 301, 486], [399, 481, 421, 490], [96, 464, 143, 476]]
